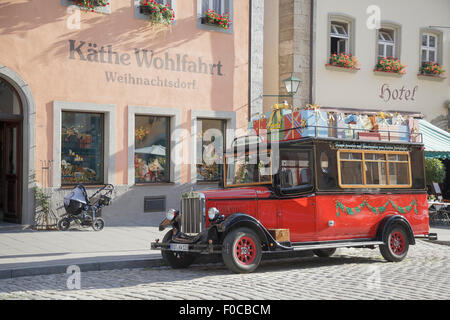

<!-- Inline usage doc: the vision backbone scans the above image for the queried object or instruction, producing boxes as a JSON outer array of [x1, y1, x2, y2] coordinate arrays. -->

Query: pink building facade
[[0, 0, 254, 225]]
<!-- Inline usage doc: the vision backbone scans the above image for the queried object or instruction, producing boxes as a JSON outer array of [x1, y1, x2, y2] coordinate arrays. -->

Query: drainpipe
[[309, 0, 314, 105], [248, 0, 253, 122]]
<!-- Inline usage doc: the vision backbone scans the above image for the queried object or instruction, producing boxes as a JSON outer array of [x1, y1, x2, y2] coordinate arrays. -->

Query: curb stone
[[0, 251, 313, 280]]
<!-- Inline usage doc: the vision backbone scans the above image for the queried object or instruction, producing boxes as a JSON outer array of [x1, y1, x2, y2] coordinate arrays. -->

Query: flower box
[[139, 1, 175, 25], [327, 53, 360, 72], [201, 9, 231, 30], [374, 57, 406, 75], [419, 61, 446, 78], [69, 0, 110, 13]]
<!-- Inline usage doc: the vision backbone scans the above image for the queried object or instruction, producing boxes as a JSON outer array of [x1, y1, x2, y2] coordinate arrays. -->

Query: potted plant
[[419, 61, 446, 78], [425, 158, 446, 184], [201, 9, 231, 30], [33, 184, 58, 230], [326, 53, 360, 71], [139, 0, 175, 25], [71, 0, 109, 12], [374, 57, 406, 75]]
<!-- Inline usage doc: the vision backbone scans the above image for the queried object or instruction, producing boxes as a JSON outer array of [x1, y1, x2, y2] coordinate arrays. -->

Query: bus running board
[[288, 241, 385, 252]]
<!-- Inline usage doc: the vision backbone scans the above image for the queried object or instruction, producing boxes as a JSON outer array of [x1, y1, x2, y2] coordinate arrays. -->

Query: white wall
[[313, 0, 450, 127], [263, 0, 280, 113]]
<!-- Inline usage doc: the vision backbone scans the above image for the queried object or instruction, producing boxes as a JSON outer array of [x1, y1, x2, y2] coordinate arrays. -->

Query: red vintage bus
[[151, 132, 436, 273]]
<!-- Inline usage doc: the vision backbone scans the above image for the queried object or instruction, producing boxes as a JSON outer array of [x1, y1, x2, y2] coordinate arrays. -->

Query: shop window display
[[135, 115, 170, 183], [196, 119, 226, 182], [61, 112, 104, 185]]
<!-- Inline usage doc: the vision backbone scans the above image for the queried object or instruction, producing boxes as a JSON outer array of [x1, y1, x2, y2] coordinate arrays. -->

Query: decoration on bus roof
[[267, 102, 291, 130], [336, 199, 418, 217], [248, 103, 422, 144]]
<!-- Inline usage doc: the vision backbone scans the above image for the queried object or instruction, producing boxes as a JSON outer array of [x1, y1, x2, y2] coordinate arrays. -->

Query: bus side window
[[280, 150, 312, 189]]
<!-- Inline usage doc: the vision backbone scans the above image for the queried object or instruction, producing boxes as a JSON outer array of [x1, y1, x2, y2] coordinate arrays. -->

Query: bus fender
[[376, 214, 416, 245]]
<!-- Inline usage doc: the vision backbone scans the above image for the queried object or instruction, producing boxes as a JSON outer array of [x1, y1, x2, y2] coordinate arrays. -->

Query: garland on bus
[[336, 199, 418, 217]]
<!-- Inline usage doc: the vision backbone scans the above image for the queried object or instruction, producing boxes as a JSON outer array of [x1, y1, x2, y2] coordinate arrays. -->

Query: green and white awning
[[419, 119, 450, 159]]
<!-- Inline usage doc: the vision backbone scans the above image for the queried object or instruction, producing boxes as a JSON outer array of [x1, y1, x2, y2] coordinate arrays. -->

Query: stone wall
[[278, 0, 312, 108]]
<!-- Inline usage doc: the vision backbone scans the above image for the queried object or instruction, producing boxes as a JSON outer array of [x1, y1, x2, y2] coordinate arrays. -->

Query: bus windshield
[[225, 149, 272, 187]]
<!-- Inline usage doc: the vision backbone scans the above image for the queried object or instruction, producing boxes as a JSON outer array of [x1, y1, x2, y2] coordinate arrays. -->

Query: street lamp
[[263, 72, 302, 97]]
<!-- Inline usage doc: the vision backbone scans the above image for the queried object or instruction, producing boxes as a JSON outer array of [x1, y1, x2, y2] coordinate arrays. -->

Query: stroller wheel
[[92, 218, 105, 231], [58, 218, 71, 231]]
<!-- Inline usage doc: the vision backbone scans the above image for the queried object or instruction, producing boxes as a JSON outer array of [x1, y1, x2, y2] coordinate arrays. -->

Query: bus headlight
[[208, 207, 220, 221], [166, 208, 178, 221]]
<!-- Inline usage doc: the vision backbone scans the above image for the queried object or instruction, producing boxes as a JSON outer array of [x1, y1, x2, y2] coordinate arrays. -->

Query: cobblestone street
[[0, 240, 449, 300]]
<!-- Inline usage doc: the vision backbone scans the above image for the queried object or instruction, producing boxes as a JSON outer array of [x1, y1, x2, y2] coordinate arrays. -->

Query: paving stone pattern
[[0, 240, 449, 300]]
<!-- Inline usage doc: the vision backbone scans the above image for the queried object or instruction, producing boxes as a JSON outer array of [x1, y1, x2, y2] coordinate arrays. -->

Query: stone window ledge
[[325, 64, 360, 73], [373, 70, 404, 78], [417, 74, 446, 82]]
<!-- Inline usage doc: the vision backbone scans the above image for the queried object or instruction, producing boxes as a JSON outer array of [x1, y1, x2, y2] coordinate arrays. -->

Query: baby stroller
[[58, 184, 114, 231]]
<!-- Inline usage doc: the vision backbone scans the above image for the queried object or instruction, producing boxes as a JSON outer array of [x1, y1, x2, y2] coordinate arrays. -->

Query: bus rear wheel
[[222, 228, 262, 274], [379, 226, 409, 262]]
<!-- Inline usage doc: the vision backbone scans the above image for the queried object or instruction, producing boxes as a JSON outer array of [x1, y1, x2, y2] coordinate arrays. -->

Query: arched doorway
[[0, 78, 23, 223]]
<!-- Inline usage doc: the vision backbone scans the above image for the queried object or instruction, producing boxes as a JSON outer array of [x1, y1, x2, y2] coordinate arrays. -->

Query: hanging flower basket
[[201, 9, 231, 30], [419, 61, 446, 78], [139, 0, 175, 25], [374, 57, 406, 75], [326, 53, 360, 71], [71, 0, 109, 12]]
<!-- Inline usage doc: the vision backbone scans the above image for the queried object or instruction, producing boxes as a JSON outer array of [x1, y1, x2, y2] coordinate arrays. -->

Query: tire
[[222, 228, 262, 274], [379, 225, 410, 262], [161, 230, 197, 269], [313, 248, 336, 258], [58, 217, 71, 231], [92, 218, 105, 231]]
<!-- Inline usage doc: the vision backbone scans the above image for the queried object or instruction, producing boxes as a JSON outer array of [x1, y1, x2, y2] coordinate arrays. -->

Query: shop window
[[196, 119, 226, 182], [378, 29, 395, 60], [134, 115, 170, 184], [61, 112, 104, 185], [338, 150, 411, 188]]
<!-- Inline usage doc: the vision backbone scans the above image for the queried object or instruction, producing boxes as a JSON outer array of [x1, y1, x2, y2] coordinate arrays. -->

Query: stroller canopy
[[64, 185, 88, 206]]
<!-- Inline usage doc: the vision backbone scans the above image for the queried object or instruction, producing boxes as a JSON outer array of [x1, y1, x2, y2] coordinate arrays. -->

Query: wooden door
[[0, 121, 22, 223]]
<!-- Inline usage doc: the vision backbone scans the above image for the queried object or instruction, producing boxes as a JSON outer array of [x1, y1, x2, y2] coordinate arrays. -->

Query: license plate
[[170, 243, 189, 252]]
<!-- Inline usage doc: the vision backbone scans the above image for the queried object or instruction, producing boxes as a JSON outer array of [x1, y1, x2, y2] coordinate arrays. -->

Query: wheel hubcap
[[390, 231, 405, 255], [235, 236, 256, 265]]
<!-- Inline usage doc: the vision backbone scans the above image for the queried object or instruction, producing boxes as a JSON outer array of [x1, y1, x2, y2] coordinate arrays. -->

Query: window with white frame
[[155, 0, 172, 6], [378, 29, 395, 59], [202, 0, 231, 15], [421, 33, 438, 63], [330, 22, 350, 55]]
